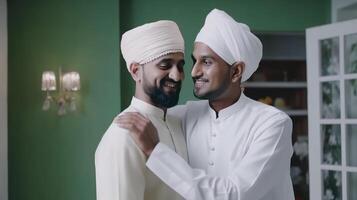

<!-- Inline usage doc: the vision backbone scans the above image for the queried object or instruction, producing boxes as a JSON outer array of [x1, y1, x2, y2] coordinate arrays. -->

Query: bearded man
[[95, 20, 187, 200]]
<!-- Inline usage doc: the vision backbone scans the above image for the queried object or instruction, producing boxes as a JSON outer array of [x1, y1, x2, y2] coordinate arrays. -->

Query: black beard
[[144, 78, 181, 108]]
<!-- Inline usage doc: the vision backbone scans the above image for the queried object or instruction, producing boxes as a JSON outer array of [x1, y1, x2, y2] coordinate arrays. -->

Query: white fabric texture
[[120, 20, 185, 70], [147, 93, 294, 200], [95, 97, 187, 200], [195, 9, 262, 82]]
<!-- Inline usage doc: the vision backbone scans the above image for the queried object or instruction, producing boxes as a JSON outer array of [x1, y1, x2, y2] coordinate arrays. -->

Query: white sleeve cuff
[[146, 142, 194, 198], [146, 142, 170, 169]]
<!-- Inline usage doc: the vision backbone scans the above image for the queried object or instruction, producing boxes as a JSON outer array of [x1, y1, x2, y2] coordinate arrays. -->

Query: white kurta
[[147, 93, 294, 200], [95, 97, 187, 200]]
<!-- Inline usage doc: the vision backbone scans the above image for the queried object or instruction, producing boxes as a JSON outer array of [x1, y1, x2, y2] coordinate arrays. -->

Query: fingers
[[116, 112, 148, 127], [116, 112, 155, 135], [117, 119, 144, 134], [116, 120, 139, 133], [119, 112, 148, 121], [114, 112, 159, 157], [130, 112, 149, 122], [116, 115, 141, 126]]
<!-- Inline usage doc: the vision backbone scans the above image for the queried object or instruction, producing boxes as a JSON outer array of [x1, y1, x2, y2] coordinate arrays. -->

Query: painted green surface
[[7, 0, 120, 199], [119, 0, 331, 106], [8, 0, 329, 199]]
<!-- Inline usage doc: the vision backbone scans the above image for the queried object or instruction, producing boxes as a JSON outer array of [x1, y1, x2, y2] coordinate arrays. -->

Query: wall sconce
[[41, 68, 80, 115]]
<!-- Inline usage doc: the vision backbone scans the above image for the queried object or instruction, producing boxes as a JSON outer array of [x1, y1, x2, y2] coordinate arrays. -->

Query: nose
[[191, 62, 202, 78], [169, 66, 184, 82]]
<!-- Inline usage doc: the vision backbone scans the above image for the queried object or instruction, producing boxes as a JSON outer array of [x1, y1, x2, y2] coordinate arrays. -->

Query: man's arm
[[95, 124, 147, 200], [117, 113, 293, 200]]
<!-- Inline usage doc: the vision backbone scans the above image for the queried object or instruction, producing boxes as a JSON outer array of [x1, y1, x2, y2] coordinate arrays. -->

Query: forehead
[[193, 42, 229, 65], [193, 42, 222, 59]]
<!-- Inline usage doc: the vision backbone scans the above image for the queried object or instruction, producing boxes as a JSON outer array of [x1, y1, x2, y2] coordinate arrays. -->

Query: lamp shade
[[62, 72, 80, 91], [41, 71, 56, 91]]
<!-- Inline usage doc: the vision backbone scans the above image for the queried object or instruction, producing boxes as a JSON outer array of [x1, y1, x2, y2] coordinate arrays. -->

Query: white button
[[212, 132, 217, 137], [210, 147, 215, 151], [209, 161, 214, 166]]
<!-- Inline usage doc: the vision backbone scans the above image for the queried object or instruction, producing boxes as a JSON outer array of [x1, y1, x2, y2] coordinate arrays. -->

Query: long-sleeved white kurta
[[147, 93, 294, 200], [95, 97, 187, 200]]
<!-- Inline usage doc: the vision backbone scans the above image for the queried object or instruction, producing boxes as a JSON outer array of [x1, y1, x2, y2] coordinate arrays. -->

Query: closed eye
[[177, 60, 185, 72], [157, 60, 172, 70], [159, 63, 170, 68]]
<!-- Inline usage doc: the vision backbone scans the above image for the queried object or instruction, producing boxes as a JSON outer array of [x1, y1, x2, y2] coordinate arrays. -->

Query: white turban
[[195, 9, 262, 82], [120, 20, 184, 70]]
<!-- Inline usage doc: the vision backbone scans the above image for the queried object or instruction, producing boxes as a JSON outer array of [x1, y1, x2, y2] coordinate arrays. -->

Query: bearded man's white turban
[[195, 9, 262, 82], [121, 20, 185, 70]]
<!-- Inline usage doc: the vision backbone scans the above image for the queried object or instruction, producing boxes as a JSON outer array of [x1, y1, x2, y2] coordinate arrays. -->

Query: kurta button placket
[[212, 131, 217, 138], [208, 118, 218, 170]]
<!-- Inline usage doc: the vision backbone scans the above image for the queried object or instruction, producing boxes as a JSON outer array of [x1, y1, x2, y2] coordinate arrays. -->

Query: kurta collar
[[208, 92, 247, 120], [130, 97, 166, 120]]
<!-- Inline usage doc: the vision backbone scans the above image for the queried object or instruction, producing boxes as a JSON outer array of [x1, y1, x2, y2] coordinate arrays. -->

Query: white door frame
[[0, 0, 8, 199], [307, 19, 357, 200]]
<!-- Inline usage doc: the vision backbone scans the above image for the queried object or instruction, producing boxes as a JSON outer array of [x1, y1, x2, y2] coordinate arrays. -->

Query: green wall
[[8, 0, 329, 200], [8, 0, 120, 199]]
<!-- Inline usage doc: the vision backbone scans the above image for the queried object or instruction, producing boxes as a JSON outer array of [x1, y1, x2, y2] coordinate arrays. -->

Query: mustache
[[192, 76, 209, 83], [160, 78, 182, 87]]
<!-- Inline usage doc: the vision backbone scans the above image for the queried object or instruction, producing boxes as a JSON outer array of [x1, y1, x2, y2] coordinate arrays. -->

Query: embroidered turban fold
[[121, 20, 185, 70]]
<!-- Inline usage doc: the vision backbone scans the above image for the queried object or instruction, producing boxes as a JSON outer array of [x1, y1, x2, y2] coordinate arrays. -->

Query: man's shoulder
[[244, 96, 291, 122], [185, 99, 208, 108], [95, 111, 136, 154], [168, 100, 208, 118]]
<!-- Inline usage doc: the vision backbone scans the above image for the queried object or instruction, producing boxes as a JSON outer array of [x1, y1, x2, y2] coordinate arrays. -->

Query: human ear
[[129, 63, 142, 82], [231, 61, 245, 83]]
